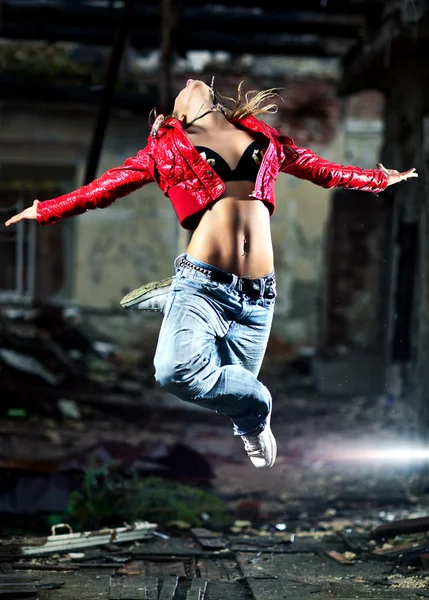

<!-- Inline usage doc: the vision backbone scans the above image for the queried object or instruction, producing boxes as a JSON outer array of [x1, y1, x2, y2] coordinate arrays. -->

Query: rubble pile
[[0, 303, 215, 521], [0, 303, 152, 413]]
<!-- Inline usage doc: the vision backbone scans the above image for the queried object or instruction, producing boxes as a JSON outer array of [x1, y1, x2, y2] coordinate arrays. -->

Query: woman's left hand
[[377, 163, 418, 187]]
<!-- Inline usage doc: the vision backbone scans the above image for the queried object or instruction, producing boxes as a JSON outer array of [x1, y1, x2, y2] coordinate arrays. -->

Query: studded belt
[[178, 256, 276, 298]]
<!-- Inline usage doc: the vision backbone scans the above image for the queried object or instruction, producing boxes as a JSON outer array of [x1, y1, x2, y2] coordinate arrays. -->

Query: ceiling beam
[[177, 0, 383, 15], [1, 3, 365, 36], [0, 1, 370, 46], [1, 23, 354, 57], [175, 30, 354, 57], [180, 7, 366, 37]]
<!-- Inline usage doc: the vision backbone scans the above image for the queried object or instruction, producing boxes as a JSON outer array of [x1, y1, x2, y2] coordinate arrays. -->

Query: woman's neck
[[185, 110, 232, 134]]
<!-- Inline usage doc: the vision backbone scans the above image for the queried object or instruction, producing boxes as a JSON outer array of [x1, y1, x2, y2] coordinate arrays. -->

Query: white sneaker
[[120, 277, 172, 312], [241, 412, 277, 469]]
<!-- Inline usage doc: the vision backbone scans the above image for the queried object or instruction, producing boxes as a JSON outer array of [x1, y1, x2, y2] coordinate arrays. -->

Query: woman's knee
[[154, 355, 175, 390], [154, 354, 209, 396], [154, 356, 191, 392]]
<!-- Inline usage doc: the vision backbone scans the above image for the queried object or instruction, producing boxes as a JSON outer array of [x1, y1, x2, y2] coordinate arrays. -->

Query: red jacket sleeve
[[37, 146, 155, 226], [279, 137, 389, 194]]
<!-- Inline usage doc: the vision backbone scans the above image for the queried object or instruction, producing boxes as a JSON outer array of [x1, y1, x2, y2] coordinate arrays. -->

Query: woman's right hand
[[5, 199, 39, 227]]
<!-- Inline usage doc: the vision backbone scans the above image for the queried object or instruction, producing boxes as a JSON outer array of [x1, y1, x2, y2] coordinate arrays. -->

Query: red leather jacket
[[37, 114, 388, 230]]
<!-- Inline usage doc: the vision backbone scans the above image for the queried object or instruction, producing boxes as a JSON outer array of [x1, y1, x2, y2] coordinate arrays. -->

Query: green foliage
[[122, 475, 230, 527], [67, 468, 230, 531], [0, 41, 99, 84], [67, 465, 115, 530]]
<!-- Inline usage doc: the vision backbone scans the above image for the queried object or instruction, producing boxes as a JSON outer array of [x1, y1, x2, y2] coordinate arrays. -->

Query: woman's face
[[173, 79, 212, 121]]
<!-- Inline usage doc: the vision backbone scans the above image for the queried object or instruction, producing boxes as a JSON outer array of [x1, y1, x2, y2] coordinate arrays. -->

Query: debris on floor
[[2, 510, 429, 599], [0, 521, 157, 557]]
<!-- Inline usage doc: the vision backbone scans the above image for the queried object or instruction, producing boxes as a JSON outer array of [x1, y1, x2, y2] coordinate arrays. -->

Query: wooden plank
[[246, 578, 409, 600], [0, 582, 38, 598], [191, 529, 217, 539], [132, 539, 202, 558], [325, 550, 355, 565], [109, 576, 149, 599], [205, 581, 249, 600], [0, 565, 38, 598], [193, 538, 226, 551], [0, 545, 22, 560], [197, 558, 233, 581], [11, 563, 78, 572], [186, 578, 207, 600], [246, 577, 319, 600], [38, 572, 110, 600], [372, 516, 429, 539], [0, 566, 13, 574], [371, 541, 429, 561], [144, 576, 158, 600], [0, 575, 38, 583], [191, 530, 227, 551], [237, 550, 389, 582], [158, 576, 178, 600], [236, 552, 324, 579], [230, 535, 336, 554], [228, 535, 291, 546], [196, 557, 243, 581], [152, 561, 187, 578], [117, 559, 188, 578]]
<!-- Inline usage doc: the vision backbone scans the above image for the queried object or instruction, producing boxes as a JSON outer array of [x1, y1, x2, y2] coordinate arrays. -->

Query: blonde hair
[[149, 81, 281, 126], [220, 81, 281, 120]]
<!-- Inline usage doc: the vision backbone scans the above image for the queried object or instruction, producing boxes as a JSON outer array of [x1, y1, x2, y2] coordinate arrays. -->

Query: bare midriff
[[186, 181, 274, 279]]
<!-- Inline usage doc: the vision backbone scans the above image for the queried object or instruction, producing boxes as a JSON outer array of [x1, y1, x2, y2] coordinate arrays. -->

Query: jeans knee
[[154, 358, 190, 393], [154, 359, 175, 390], [154, 355, 209, 398]]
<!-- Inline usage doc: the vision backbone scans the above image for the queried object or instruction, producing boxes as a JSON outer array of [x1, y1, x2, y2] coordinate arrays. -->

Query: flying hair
[[149, 80, 282, 126], [220, 81, 282, 120]]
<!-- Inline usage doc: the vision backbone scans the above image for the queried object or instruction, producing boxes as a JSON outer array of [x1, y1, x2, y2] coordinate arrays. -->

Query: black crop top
[[195, 140, 265, 183]]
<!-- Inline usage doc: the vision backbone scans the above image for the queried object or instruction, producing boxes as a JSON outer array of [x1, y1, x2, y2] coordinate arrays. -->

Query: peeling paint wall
[[75, 171, 178, 308], [270, 142, 333, 345]]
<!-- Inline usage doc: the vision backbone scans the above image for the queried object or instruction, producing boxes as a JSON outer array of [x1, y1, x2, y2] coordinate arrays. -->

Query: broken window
[[0, 164, 76, 301]]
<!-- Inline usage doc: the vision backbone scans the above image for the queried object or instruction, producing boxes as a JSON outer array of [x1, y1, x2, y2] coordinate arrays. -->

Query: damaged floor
[[2, 304, 429, 598], [3, 516, 429, 599]]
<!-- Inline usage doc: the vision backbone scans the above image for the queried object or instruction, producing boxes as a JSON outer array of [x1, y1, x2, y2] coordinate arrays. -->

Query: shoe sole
[[120, 277, 173, 309]]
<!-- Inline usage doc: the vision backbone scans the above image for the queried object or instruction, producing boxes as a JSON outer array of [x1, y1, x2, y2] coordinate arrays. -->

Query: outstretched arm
[[279, 138, 417, 193], [6, 146, 155, 227]]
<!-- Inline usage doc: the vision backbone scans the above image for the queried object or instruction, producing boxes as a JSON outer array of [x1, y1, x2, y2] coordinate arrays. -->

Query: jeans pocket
[[163, 290, 176, 319]]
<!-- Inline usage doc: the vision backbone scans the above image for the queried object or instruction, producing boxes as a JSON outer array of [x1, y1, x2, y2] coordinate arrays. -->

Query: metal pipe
[[83, 0, 135, 185], [160, 0, 174, 113]]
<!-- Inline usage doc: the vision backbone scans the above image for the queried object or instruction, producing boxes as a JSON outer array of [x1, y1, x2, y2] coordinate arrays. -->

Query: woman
[[5, 78, 417, 469]]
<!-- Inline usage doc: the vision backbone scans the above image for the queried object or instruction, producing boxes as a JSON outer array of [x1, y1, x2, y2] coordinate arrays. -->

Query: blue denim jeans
[[153, 254, 276, 436]]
